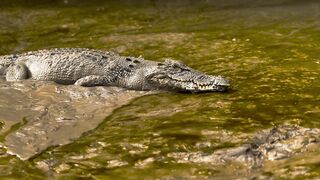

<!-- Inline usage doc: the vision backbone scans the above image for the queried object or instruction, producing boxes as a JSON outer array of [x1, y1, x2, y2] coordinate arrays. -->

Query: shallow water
[[0, 0, 320, 179]]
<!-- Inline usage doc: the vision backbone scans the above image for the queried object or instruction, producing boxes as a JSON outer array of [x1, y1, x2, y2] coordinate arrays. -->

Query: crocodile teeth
[[198, 84, 214, 90]]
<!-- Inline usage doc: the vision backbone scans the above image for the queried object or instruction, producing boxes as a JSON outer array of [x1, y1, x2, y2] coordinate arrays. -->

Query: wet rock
[[0, 80, 153, 160]]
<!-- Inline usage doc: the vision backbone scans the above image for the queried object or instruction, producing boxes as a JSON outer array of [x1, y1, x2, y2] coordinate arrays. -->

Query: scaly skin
[[0, 48, 229, 92], [168, 125, 319, 168]]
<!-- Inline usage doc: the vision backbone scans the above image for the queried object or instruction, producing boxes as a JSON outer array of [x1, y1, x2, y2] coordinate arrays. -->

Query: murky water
[[0, 0, 320, 179]]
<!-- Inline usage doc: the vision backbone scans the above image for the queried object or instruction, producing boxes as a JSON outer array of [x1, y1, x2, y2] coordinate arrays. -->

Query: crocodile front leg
[[74, 75, 108, 86]]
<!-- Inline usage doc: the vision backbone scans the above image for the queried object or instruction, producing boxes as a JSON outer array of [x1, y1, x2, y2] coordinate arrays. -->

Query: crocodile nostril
[[129, 64, 134, 68], [125, 57, 132, 61]]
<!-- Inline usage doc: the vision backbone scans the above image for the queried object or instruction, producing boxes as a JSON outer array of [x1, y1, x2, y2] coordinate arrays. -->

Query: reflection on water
[[0, 0, 320, 179]]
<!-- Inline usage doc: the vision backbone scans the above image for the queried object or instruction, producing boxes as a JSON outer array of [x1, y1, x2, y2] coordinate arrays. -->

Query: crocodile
[[168, 124, 320, 168], [0, 48, 229, 92]]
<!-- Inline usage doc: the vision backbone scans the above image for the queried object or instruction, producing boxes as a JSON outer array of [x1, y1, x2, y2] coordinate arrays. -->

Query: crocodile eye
[[101, 55, 108, 59], [157, 63, 164, 66], [133, 60, 140, 64], [125, 58, 132, 61]]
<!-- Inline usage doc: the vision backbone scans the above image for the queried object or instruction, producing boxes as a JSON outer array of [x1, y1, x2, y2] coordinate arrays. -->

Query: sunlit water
[[0, 0, 319, 179]]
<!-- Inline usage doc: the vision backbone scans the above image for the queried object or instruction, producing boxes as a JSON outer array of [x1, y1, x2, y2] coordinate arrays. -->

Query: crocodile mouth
[[149, 74, 230, 92], [171, 77, 229, 92]]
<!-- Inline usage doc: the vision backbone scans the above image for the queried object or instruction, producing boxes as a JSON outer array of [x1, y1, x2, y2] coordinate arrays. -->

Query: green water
[[0, 0, 320, 179]]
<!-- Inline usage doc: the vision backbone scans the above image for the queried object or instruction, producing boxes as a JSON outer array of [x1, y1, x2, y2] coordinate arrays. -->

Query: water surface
[[0, 0, 319, 179]]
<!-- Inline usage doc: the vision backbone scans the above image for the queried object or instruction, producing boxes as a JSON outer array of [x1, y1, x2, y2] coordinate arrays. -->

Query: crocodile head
[[113, 57, 229, 92], [144, 59, 230, 92]]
